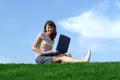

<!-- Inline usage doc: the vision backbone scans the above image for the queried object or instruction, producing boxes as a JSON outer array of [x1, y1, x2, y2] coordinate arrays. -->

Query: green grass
[[0, 62, 120, 80]]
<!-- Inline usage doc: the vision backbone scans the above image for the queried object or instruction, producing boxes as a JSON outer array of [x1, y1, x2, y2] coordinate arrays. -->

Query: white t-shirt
[[36, 32, 54, 57]]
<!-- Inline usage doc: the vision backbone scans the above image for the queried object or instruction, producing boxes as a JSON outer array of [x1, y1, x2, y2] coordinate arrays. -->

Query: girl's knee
[[53, 54, 65, 62], [65, 53, 72, 57]]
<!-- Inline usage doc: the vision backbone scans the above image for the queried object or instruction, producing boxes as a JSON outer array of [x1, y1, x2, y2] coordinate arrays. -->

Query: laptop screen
[[56, 34, 71, 53]]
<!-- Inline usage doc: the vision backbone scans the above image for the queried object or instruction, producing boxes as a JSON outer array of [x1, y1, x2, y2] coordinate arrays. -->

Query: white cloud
[[58, 0, 120, 52], [0, 56, 12, 63], [58, 11, 120, 39]]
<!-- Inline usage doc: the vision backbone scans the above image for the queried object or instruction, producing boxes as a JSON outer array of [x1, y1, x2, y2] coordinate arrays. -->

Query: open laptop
[[41, 34, 71, 56]]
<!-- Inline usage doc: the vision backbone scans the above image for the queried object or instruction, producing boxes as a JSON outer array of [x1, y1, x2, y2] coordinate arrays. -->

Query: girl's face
[[45, 24, 54, 35]]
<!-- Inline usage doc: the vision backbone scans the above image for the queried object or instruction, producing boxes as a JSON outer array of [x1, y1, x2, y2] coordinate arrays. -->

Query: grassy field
[[0, 62, 120, 80]]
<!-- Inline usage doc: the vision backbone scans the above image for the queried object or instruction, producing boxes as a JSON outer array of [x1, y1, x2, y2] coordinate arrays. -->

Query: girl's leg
[[53, 50, 91, 63], [53, 54, 83, 63]]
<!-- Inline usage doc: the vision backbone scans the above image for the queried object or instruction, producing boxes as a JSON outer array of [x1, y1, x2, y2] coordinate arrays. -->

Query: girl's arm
[[32, 33, 44, 53]]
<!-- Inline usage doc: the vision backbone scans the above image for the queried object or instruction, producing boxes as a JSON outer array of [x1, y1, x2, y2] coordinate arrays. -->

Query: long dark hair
[[44, 20, 57, 41]]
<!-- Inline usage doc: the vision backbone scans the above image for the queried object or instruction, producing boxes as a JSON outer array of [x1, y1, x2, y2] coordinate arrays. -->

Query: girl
[[32, 20, 91, 64]]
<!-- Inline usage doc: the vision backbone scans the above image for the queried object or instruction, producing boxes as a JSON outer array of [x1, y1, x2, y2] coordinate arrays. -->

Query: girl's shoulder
[[38, 32, 44, 38], [38, 32, 46, 39], [39, 32, 43, 36]]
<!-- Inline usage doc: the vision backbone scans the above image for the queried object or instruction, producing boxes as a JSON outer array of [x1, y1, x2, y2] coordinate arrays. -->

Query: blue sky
[[0, 0, 120, 63]]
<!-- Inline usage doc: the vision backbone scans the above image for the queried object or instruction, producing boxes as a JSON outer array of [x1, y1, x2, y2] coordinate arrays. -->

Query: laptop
[[41, 34, 71, 56]]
